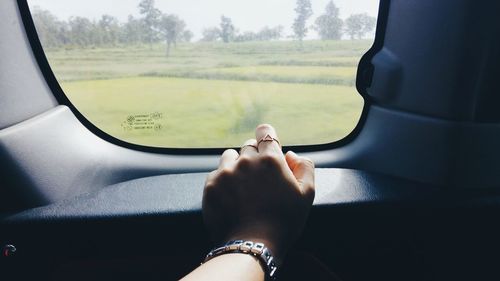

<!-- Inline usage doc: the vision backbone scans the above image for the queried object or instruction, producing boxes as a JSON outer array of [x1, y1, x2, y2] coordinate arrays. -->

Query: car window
[[27, 0, 379, 149]]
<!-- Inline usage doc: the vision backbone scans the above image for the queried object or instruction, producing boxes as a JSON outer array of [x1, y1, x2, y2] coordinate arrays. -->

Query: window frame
[[17, 0, 389, 155]]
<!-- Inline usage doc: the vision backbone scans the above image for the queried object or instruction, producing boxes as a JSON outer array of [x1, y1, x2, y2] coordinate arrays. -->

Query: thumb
[[285, 151, 315, 198]]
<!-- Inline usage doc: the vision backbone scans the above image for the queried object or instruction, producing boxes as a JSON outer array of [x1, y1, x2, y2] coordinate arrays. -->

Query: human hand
[[202, 124, 315, 261]]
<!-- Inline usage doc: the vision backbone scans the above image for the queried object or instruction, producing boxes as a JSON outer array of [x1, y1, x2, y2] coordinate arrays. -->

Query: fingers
[[240, 139, 258, 158], [285, 151, 315, 198], [255, 124, 282, 155], [219, 149, 239, 170]]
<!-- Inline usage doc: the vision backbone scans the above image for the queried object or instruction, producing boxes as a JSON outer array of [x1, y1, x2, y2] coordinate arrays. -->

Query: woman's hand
[[202, 124, 315, 261]]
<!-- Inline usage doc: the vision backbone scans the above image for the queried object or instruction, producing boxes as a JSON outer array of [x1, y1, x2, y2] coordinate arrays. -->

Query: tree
[[201, 27, 221, 42], [53, 21, 70, 47], [293, 0, 313, 43], [220, 16, 235, 43], [122, 15, 143, 44], [68, 16, 94, 47], [31, 7, 69, 48], [159, 14, 186, 57], [345, 13, 377, 39], [181, 30, 194, 43], [98, 15, 120, 46], [315, 0, 343, 40], [138, 0, 161, 49]]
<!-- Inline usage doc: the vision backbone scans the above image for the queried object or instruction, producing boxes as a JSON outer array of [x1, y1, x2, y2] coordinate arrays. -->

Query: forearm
[[181, 253, 265, 281]]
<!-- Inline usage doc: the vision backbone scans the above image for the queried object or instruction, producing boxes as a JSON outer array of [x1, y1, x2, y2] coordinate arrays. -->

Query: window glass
[[27, 0, 378, 148]]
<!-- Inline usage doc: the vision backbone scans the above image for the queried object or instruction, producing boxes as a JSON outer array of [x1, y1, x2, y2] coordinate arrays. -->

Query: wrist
[[208, 253, 266, 276], [226, 223, 290, 265]]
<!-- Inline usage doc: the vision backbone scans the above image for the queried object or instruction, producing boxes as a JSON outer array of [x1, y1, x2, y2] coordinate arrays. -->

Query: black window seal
[[16, 0, 389, 156]]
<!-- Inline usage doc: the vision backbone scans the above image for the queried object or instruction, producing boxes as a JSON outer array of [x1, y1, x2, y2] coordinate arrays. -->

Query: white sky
[[28, 0, 379, 39]]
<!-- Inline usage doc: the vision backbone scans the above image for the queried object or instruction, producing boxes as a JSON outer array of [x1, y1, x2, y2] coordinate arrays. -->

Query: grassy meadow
[[46, 40, 371, 148]]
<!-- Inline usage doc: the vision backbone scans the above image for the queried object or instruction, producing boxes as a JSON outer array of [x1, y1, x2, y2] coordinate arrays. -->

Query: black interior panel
[[2, 169, 500, 281], [0, 169, 437, 223]]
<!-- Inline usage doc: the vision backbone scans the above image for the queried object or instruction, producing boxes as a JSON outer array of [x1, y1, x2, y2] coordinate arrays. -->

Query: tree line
[[32, 0, 195, 56], [294, 0, 376, 41], [200, 0, 376, 43], [32, 0, 376, 55]]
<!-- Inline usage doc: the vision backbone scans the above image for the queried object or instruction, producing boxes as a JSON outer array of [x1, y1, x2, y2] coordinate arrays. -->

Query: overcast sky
[[28, 0, 379, 39]]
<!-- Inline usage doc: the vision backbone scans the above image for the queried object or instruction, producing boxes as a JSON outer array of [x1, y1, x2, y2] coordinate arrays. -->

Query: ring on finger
[[258, 134, 281, 148], [240, 144, 258, 153]]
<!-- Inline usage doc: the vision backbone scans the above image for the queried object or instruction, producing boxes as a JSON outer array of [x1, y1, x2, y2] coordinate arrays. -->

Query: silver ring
[[258, 134, 281, 148], [240, 144, 258, 153]]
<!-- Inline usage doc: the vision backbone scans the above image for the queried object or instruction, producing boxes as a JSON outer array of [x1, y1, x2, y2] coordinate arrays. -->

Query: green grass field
[[47, 40, 372, 148]]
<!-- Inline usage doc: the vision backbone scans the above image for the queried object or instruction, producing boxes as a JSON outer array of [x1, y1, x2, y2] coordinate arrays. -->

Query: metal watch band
[[203, 240, 278, 280]]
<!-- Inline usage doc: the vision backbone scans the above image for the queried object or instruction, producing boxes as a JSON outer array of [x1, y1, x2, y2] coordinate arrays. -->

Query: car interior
[[2, 0, 500, 280]]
